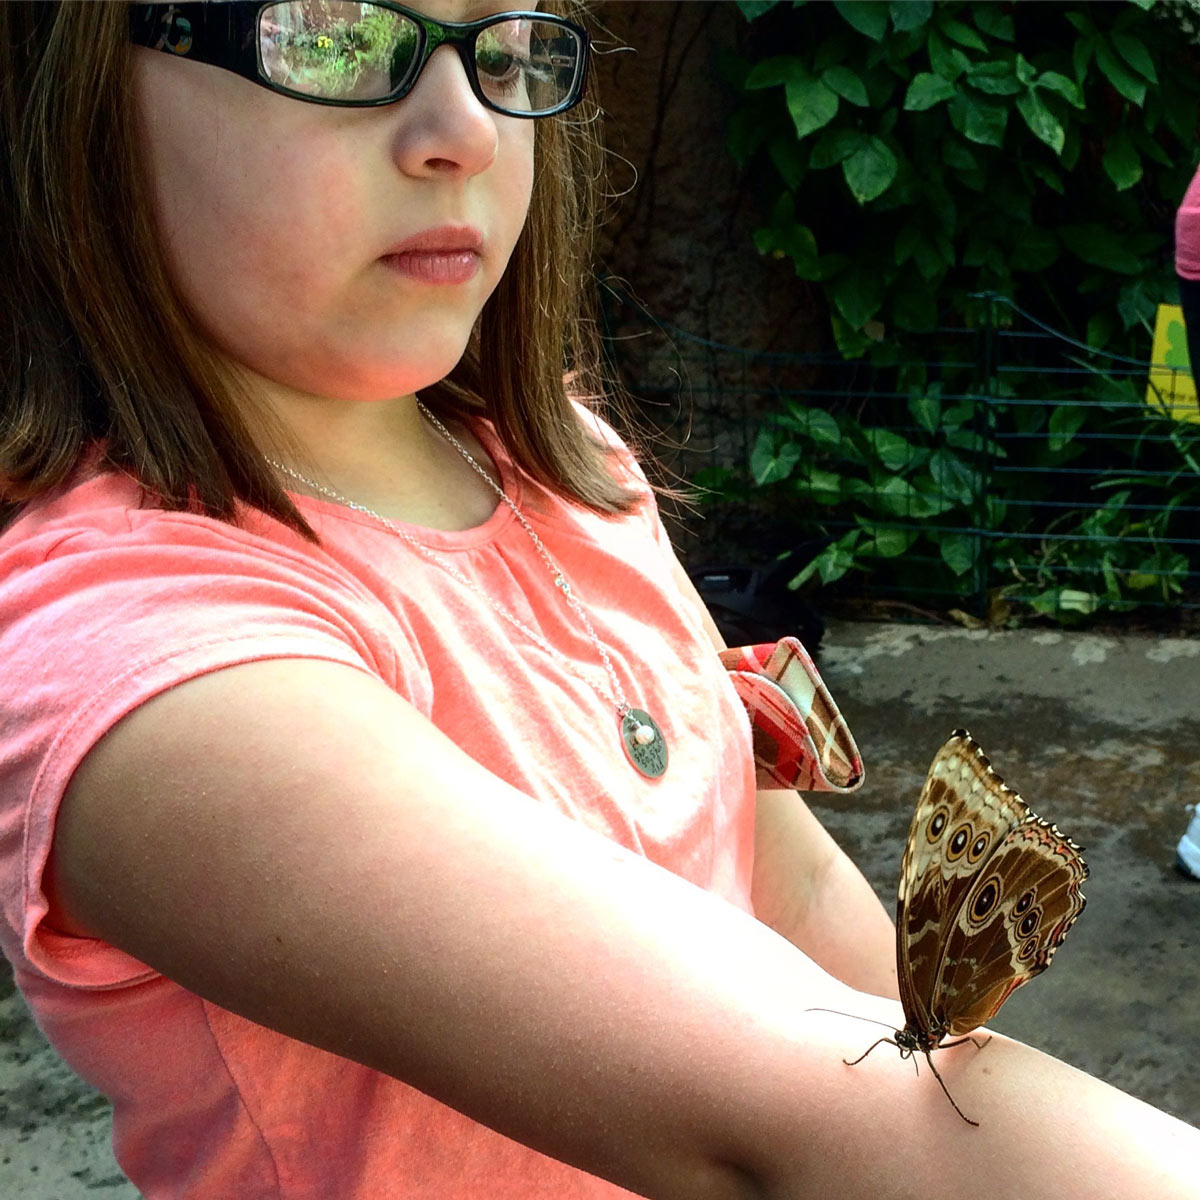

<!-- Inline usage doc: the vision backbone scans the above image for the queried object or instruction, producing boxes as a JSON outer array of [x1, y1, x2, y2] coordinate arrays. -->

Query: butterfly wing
[[895, 730, 1031, 1038], [933, 815, 1088, 1037], [896, 729, 1088, 1043]]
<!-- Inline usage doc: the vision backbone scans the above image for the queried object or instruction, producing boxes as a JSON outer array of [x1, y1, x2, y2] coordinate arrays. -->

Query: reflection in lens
[[259, 1, 420, 101], [476, 18, 580, 114]]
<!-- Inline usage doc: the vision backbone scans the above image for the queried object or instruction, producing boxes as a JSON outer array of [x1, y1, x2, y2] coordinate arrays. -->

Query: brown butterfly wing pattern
[[895, 730, 1036, 1042], [883, 729, 1088, 1124], [934, 816, 1089, 1037]]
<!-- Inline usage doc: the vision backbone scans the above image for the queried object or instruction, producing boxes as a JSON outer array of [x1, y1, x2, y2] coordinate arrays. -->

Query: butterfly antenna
[[922, 1050, 979, 1127], [804, 1007, 898, 1034]]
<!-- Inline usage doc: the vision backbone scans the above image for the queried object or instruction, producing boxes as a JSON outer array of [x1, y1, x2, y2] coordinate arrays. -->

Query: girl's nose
[[390, 44, 498, 178]]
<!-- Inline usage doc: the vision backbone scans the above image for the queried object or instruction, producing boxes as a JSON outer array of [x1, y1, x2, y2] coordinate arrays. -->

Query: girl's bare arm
[[48, 658, 1199, 1200], [667, 557, 898, 998]]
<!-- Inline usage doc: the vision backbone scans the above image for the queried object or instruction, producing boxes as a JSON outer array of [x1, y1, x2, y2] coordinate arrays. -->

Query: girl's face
[[132, 2, 536, 407]]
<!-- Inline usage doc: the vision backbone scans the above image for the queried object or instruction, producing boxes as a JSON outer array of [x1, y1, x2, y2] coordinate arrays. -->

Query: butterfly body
[[849, 729, 1088, 1124]]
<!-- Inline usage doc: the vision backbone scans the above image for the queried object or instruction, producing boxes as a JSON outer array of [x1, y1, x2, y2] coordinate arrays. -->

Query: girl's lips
[[381, 250, 480, 285]]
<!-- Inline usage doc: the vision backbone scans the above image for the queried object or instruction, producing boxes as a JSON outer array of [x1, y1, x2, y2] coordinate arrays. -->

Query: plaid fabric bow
[[720, 637, 864, 794]]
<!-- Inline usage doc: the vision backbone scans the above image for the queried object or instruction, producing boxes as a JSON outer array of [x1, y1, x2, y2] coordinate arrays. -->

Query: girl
[[0, 3, 1196, 1197]]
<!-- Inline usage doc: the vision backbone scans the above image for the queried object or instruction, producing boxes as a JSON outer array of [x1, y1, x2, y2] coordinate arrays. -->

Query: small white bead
[[633, 723, 656, 746]]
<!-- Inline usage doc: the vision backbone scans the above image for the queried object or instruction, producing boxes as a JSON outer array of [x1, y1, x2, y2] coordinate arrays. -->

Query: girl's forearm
[[752, 788, 899, 999]]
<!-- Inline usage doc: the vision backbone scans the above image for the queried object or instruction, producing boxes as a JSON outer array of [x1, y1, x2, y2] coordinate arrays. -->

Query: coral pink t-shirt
[[0, 414, 758, 1198], [1176, 163, 1200, 280]]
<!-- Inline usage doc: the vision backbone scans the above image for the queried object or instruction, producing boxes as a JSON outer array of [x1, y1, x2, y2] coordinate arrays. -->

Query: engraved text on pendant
[[621, 708, 668, 778]]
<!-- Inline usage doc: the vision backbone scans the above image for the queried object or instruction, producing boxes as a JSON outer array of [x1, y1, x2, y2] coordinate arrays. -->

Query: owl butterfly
[[848, 729, 1088, 1126]]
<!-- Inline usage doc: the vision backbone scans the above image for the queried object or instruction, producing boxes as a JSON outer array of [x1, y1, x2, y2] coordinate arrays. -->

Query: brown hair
[[0, 0, 634, 541]]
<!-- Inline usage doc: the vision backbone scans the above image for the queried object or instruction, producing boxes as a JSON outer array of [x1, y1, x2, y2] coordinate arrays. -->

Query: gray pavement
[[2, 619, 1198, 1197]]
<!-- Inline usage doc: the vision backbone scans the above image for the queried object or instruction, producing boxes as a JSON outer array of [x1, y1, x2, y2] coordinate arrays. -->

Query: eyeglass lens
[[258, 2, 581, 113]]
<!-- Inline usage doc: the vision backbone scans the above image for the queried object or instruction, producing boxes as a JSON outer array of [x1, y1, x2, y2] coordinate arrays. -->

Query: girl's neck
[[254, 384, 502, 533]]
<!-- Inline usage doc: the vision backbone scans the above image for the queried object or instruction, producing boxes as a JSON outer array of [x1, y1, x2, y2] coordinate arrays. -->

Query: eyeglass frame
[[128, 2, 590, 118]]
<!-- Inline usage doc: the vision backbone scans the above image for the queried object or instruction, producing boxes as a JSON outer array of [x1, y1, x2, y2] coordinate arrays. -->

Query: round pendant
[[621, 708, 668, 779]]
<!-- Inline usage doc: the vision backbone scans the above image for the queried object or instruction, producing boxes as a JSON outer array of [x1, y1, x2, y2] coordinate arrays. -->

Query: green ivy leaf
[[798, 466, 845, 506], [768, 132, 808, 190], [870, 476, 924, 517], [822, 65, 869, 106], [966, 60, 1023, 96], [1058, 223, 1143, 274], [908, 391, 942, 433], [911, 229, 953, 281], [929, 447, 981, 505], [809, 127, 867, 169], [1032, 588, 1100, 616], [1016, 89, 1065, 154], [1111, 31, 1158, 83], [830, 263, 885, 328], [1102, 128, 1143, 191], [1117, 278, 1157, 330], [843, 136, 899, 203], [889, 0, 932, 33], [753, 193, 821, 278], [1072, 37, 1094, 89], [946, 429, 1007, 459], [940, 532, 980, 576], [1086, 311, 1115, 350], [948, 92, 1008, 146], [1064, 10, 1097, 36], [942, 137, 978, 172], [973, 6, 1014, 41], [789, 531, 863, 589], [779, 404, 842, 447], [750, 428, 802, 485], [904, 72, 957, 110], [1131, 122, 1172, 168], [941, 401, 977, 430], [784, 69, 841, 140], [1024, 160, 1064, 194], [1095, 40, 1146, 105], [938, 16, 988, 52], [862, 523, 919, 558], [725, 106, 770, 165], [964, 234, 999, 269], [861, 427, 919, 471], [818, 533, 863, 585], [832, 0, 889, 41], [744, 55, 804, 90], [1036, 70, 1084, 108], [1009, 227, 1060, 272], [736, 0, 780, 19], [928, 30, 968, 81], [894, 225, 921, 266], [1048, 404, 1087, 453]]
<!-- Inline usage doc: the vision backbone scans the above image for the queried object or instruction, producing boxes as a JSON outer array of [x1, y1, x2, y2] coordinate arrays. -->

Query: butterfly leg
[[842, 1036, 897, 1067], [922, 1049, 979, 1127], [940, 1034, 991, 1052]]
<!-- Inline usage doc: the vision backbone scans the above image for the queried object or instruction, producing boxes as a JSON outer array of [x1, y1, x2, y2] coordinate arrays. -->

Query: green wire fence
[[603, 285, 1200, 623]]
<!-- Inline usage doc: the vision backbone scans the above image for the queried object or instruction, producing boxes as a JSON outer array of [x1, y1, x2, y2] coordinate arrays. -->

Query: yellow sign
[[1147, 303, 1198, 422]]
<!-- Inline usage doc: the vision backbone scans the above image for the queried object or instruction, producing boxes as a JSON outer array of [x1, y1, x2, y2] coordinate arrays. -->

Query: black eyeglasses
[[129, 2, 589, 118]]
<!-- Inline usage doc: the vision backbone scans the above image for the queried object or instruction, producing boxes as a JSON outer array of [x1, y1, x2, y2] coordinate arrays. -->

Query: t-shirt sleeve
[[0, 504, 421, 990]]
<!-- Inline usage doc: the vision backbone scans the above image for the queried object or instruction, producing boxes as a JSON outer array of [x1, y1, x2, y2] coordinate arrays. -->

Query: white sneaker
[[1177, 806, 1200, 879]]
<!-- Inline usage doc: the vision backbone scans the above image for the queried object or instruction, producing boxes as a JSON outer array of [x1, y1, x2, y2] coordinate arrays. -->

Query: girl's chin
[[241, 352, 473, 406]]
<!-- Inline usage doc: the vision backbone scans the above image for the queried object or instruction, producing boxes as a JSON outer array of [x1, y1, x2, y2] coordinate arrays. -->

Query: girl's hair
[[0, 1, 634, 541]]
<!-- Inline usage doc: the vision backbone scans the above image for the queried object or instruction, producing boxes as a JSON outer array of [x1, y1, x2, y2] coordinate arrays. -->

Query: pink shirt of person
[[1175, 163, 1200, 279], [0, 414, 758, 1198]]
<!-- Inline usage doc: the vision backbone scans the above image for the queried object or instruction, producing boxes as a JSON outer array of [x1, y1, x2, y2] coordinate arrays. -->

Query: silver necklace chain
[[263, 402, 632, 718]]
